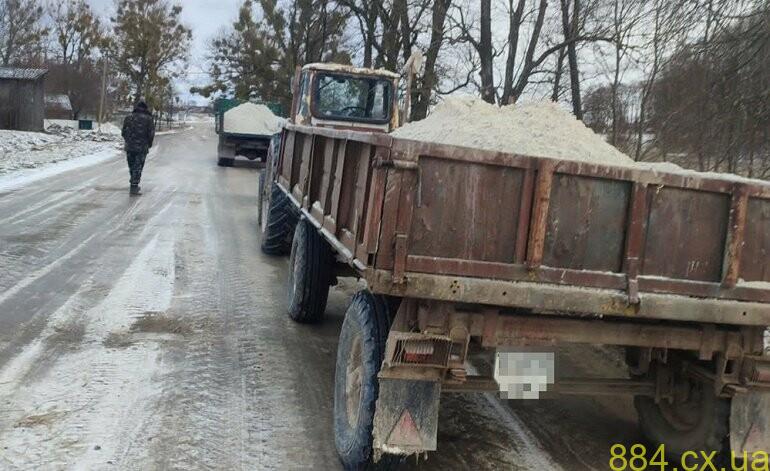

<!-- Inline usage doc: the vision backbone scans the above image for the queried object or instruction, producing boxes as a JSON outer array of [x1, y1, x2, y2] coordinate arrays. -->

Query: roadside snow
[[0, 128, 121, 177], [223, 102, 283, 135], [0, 148, 120, 192]]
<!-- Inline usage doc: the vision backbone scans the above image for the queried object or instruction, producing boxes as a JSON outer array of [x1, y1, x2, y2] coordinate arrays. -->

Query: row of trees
[[0, 0, 192, 121], [204, 0, 769, 178]]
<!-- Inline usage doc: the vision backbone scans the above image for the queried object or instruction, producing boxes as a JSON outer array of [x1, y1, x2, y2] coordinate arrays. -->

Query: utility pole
[[98, 56, 108, 132]]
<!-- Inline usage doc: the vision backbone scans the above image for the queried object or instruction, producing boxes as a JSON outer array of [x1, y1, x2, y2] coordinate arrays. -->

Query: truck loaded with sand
[[258, 62, 770, 469], [214, 101, 283, 167]]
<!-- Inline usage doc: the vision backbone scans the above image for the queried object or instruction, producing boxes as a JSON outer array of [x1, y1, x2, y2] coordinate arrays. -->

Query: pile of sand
[[392, 98, 635, 166], [223, 103, 283, 136], [393, 97, 770, 186]]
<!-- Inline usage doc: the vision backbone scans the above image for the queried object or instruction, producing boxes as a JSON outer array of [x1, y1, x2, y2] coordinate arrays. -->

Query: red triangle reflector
[[387, 409, 423, 448]]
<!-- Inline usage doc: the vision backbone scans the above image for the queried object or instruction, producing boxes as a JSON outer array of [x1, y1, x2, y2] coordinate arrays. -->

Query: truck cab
[[290, 63, 401, 133]]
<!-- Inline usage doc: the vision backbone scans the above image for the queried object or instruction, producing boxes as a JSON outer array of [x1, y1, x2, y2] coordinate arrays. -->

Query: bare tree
[[411, 0, 452, 120], [632, 0, 698, 161], [607, 0, 643, 146], [49, 0, 101, 66], [560, 0, 582, 118], [0, 0, 47, 66], [448, 0, 496, 103], [649, 2, 770, 177], [501, 0, 526, 104]]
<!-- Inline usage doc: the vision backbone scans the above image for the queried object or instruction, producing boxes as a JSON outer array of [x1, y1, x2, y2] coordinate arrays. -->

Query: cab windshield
[[314, 73, 392, 123]]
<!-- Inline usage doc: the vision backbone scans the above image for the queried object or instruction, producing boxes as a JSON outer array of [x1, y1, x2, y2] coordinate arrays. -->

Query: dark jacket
[[122, 104, 155, 154]]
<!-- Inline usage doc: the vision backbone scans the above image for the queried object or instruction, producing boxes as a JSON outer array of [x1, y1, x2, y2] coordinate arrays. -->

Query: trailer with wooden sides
[[259, 62, 770, 470]]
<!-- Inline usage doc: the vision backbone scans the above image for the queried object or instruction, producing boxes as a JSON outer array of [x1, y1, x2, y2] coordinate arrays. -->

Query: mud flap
[[730, 391, 770, 454], [372, 378, 441, 459]]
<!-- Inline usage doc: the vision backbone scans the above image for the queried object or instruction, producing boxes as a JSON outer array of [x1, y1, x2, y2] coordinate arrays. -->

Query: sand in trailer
[[392, 98, 634, 166], [392, 97, 770, 186], [223, 103, 283, 136]]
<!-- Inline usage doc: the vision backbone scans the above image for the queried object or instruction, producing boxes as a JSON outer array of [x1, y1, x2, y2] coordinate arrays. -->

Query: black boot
[[130, 184, 141, 195]]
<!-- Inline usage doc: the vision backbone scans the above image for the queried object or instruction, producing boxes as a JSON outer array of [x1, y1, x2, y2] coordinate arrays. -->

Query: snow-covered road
[[0, 124, 643, 470]]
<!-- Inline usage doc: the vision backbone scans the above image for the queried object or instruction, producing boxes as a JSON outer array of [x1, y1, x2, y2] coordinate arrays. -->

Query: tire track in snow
[[0, 230, 176, 470]]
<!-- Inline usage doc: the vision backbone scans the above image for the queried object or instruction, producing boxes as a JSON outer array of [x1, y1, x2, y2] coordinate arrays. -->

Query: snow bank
[[0, 128, 121, 183], [44, 119, 78, 129], [223, 103, 282, 136], [0, 129, 64, 153], [393, 97, 770, 186], [0, 147, 120, 192], [392, 98, 634, 166]]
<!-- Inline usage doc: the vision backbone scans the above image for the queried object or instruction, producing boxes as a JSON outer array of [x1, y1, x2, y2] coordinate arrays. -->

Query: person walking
[[121, 101, 155, 195]]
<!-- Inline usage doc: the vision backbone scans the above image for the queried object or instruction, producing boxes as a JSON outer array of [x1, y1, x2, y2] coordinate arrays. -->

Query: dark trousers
[[126, 151, 148, 185]]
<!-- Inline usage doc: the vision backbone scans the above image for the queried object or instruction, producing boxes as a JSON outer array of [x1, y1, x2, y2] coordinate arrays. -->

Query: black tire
[[635, 378, 730, 458], [258, 171, 266, 228], [286, 218, 333, 323], [260, 182, 298, 255], [217, 157, 234, 167], [334, 291, 399, 471]]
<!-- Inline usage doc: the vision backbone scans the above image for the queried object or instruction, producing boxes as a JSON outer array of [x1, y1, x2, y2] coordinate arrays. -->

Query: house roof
[[45, 94, 73, 111], [0, 67, 48, 81]]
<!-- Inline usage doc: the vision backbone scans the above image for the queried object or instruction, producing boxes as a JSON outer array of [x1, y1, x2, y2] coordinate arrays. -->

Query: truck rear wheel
[[635, 369, 730, 458], [260, 179, 297, 255], [217, 157, 234, 167], [287, 218, 332, 323], [334, 291, 399, 470]]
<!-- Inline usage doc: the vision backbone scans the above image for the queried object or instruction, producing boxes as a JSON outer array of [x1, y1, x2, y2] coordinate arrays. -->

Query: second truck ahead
[[214, 99, 283, 167], [260, 62, 770, 470]]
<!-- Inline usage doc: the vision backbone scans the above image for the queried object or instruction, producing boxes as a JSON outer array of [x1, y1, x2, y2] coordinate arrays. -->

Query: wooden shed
[[0, 67, 47, 132]]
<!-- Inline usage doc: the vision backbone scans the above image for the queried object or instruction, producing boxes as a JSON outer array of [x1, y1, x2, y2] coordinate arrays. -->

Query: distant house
[[0, 67, 47, 132], [45, 94, 73, 120]]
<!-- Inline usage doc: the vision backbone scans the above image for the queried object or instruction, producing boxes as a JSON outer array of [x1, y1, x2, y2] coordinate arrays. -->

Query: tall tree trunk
[[411, 0, 451, 121], [399, 0, 412, 64], [561, 0, 582, 119], [479, 0, 495, 103], [510, 0, 548, 101], [552, 49, 565, 101], [362, 3, 376, 68], [379, 1, 402, 70], [610, 0, 621, 145], [502, 0, 526, 104]]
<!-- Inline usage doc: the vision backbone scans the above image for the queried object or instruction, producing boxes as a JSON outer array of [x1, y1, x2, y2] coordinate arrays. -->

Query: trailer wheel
[[635, 372, 730, 457], [286, 218, 332, 323], [217, 157, 234, 167], [260, 180, 298, 255], [334, 291, 399, 470], [258, 171, 267, 230]]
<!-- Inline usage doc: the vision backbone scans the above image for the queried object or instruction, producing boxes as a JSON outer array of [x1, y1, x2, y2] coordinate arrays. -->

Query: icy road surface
[[0, 124, 642, 470]]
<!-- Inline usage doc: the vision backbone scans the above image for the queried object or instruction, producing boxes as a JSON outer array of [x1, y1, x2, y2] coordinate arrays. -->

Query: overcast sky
[[90, 0, 245, 104]]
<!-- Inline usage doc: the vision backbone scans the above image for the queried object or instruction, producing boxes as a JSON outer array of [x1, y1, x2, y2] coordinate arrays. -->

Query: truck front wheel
[[259, 178, 297, 255], [635, 368, 730, 458], [286, 218, 332, 323], [334, 291, 398, 470]]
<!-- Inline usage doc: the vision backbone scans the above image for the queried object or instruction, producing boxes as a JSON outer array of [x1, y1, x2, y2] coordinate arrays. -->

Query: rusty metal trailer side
[[271, 120, 770, 462], [276, 123, 770, 327]]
